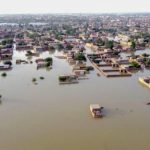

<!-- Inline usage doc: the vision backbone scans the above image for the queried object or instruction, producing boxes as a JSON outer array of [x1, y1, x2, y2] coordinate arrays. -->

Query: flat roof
[[90, 104, 100, 109]]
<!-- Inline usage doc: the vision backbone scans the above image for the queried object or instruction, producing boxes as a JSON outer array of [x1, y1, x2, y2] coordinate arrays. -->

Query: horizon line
[[0, 12, 150, 15]]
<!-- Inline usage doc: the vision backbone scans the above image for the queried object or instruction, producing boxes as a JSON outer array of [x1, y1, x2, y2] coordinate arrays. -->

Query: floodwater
[[0, 48, 150, 150]]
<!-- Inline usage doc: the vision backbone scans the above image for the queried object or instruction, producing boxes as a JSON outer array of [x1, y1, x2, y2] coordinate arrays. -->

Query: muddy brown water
[[0, 48, 150, 150]]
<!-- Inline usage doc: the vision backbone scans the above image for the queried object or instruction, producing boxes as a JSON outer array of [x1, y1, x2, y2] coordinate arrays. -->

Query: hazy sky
[[0, 0, 150, 14]]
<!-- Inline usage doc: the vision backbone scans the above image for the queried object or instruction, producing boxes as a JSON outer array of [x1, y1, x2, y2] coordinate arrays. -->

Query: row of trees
[[95, 38, 137, 50], [0, 38, 13, 46], [94, 38, 114, 49], [57, 43, 73, 50]]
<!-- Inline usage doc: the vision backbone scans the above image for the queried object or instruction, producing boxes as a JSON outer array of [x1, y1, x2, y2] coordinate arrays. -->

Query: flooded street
[[0, 49, 150, 150]]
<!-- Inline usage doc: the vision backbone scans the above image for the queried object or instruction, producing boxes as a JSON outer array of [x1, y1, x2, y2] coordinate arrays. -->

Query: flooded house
[[0, 48, 13, 60], [35, 58, 53, 69], [0, 64, 12, 70], [58, 75, 78, 84], [90, 104, 104, 118], [34, 46, 44, 52], [16, 45, 33, 50], [73, 62, 87, 71]]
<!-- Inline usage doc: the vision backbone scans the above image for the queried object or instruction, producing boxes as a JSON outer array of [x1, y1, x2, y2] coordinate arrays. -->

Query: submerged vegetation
[[45, 57, 53, 67], [32, 76, 45, 83], [74, 53, 86, 61], [40, 76, 45, 80], [130, 61, 141, 68], [26, 50, 33, 56], [45, 57, 53, 62], [32, 78, 37, 82], [1, 72, 7, 77]]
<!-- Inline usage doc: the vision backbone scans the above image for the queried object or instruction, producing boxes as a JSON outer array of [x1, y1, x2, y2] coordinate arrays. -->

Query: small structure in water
[[90, 104, 104, 118], [0, 64, 12, 70], [59, 75, 78, 84], [36, 57, 53, 69], [73, 70, 86, 76], [73, 70, 88, 80], [55, 55, 67, 59], [139, 77, 150, 89], [16, 59, 28, 64]]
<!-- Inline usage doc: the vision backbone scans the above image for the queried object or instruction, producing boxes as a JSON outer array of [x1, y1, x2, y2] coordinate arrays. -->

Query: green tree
[[105, 40, 114, 49], [57, 44, 64, 50], [74, 53, 86, 61], [66, 44, 73, 50], [131, 41, 136, 50], [1, 38, 13, 45], [130, 61, 140, 68]]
